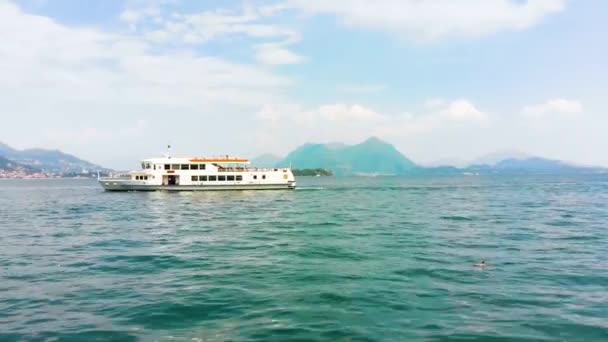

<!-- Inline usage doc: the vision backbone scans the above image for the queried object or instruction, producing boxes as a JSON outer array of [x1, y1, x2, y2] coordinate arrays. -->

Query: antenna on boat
[[164, 144, 172, 159]]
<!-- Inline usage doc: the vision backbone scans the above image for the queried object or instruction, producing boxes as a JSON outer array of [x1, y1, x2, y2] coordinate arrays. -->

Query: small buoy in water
[[473, 260, 486, 268]]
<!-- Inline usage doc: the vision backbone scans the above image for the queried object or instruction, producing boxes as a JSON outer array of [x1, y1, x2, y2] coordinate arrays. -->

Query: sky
[[1, 0, 607, 169]]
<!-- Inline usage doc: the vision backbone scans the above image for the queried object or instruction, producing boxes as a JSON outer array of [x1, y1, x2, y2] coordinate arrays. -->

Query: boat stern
[[98, 178, 138, 191]]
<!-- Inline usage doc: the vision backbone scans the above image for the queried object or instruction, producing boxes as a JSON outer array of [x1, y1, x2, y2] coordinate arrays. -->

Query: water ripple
[[1, 176, 608, 341]]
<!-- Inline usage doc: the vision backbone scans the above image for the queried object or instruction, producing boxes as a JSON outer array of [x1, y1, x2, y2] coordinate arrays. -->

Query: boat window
[[200, 175, 207, 181], [141, 163, 145, 169], [144, 176, 148, 180], [227, 175, 235, 181], [200, 164, 206, 170], [218, 175, 226, 181], [253, 175, 257, 180], [208, 175, 217, 181], [190, 164, 199, 170], [191, 175, 198, 181], [181, 164, 189, 170], [171, 164, 180, 170], [236, 175, 243, 181], [164, 164, 170, 170], [262, 175, 266, 179]]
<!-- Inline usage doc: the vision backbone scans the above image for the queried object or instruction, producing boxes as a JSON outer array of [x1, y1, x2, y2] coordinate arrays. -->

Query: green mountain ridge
[[277, 137, 418, 176], [261, 137, 606, 176], [0, 141, 110, 174]]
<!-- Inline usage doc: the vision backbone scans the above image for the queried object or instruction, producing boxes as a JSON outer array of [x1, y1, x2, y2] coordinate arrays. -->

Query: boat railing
[[100, 172, 131, 180], [217, 167, 286, 172]]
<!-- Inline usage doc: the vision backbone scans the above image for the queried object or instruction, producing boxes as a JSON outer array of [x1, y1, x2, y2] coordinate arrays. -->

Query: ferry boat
[[98, 153, 296, 191]]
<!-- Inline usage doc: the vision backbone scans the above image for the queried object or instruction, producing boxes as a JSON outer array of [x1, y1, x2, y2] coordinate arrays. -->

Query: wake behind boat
[[99, 152, 296, 191]]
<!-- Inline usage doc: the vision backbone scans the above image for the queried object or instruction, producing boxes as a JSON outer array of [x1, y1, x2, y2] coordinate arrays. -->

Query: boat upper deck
[[137, 156, 290, 174], [143, 156, 250, 164]]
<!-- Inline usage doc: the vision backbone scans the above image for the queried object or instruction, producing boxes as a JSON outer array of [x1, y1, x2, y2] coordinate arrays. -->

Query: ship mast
[[163, 144, 172, 159]]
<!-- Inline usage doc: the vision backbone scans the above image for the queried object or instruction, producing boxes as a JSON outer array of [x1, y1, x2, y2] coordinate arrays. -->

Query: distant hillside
[[0, 141, 110, 174], [467, 157, 604, 175], [270, 138, 605, 176], [0, 142, 16, 155], [0, 155, 39, 172], [251, 154, 282, 168], [470, 150, 531, 166], [278, 137, 418, 175], [495, 157, 571, 171], [293, 168, 333, 176]]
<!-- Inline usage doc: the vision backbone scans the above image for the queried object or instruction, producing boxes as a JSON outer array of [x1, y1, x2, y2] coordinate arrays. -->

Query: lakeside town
[[0, 168, 101, 179], [0, 169, 55, 179], [1, 141, 110, 179]]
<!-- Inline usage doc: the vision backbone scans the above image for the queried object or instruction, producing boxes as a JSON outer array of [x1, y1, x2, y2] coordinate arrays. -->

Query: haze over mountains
[[254, 137, 606, 176], [0, 141, 109, 175], [1, 138, 605, 177]]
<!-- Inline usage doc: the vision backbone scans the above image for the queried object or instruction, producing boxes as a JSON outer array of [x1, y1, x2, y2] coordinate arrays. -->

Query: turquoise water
[[1, 176, 607, 341]]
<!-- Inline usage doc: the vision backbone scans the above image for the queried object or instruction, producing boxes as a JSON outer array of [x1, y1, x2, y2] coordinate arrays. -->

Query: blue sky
[[1, 0, 607, 169]]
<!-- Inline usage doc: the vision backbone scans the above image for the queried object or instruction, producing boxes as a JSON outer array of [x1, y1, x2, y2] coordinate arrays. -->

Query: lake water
[[1, 176, 607, 341]]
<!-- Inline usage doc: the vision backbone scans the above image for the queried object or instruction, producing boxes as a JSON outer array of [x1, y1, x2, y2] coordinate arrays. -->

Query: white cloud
[[254, 43, 305, 65], [522, 99, 583, 118], [284, 0, 566, 40], [441, 99, 488, 122], [257, 103, 383, 125], [144, 10, 298, 44], [119, 6, 161, 30], [316, 103, 384, 122], [0, 1, 289, 102], [254, 103, 387, 152], [0, 1, 293, 167], [121, 3, 305, 65], [255, 99, 488, 153]]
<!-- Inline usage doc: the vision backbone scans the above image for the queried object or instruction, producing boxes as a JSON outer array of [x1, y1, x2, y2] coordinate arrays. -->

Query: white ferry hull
[[100, 154, 296, 192], [99, 180, 296, 191]]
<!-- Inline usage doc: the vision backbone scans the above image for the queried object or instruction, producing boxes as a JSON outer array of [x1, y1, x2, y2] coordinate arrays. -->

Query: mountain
[[470, 150, 531, 166], [0, 156, 39, 172], [492, 157, 599, 173], [278, 137, 418, 175], [0, 142, 16, 155], [423, 158, 468, 168], [0, 141, 110, 174], [273, 138, 604, 176], [495, 157, 571, 171], [466, 156, 605, 175], [251, 154, 282, 168]]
